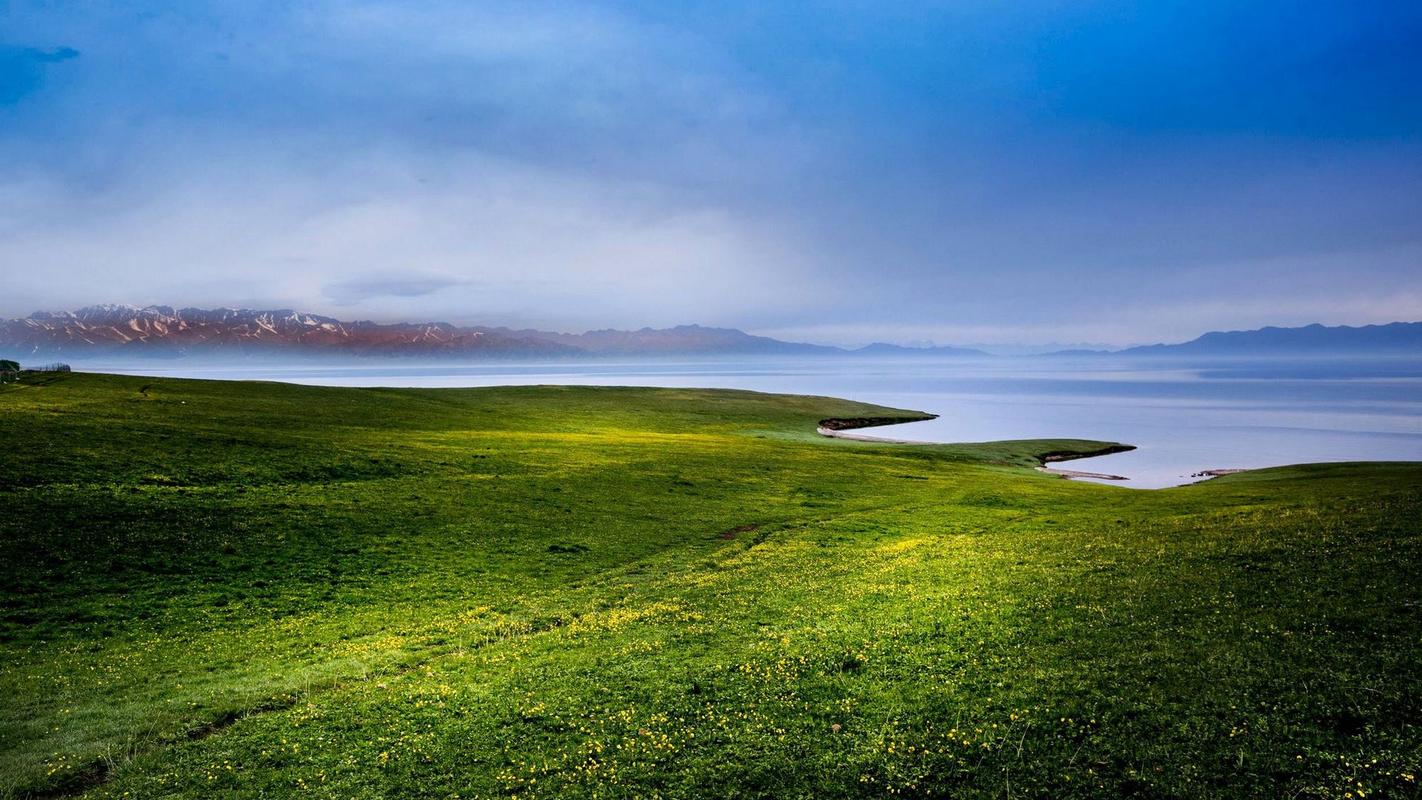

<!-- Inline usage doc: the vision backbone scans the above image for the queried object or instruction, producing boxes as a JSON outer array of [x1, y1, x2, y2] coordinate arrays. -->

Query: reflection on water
[[79, 355, 1422, 489]]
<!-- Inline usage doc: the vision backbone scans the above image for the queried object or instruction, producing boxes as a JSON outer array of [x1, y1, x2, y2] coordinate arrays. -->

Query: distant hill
[[1119, 322, 1422, 356], [852, 342, 987, 357], [0, 306, 846, 360], [479, 324, 842, 356]]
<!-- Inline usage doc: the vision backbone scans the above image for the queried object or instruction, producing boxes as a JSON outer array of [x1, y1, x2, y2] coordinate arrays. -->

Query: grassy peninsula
[[1, 372, 1418, 798]]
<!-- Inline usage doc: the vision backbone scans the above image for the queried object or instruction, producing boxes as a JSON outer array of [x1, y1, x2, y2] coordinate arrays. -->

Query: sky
[[1, 1, 1420, 347]]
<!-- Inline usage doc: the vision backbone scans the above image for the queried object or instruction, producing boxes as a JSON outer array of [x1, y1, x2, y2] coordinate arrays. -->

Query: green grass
[[1, 371, 1418, 799]]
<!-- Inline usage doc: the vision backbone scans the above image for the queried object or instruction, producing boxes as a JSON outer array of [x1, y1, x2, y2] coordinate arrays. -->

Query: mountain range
[[1, 306, 1417, 361], [0, 305, 915, 360], [1114, 322, 1422, 356]]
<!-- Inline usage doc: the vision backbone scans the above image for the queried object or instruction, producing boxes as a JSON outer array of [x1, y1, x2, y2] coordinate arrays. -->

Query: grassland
[[1, 371, 1418, 799]]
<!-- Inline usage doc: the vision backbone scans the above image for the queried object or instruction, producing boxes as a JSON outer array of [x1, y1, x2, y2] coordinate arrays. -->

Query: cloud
[[0, 3, 1419, 343], [323, 275, 469, 305], [0, 45, 78, 104], [28, 46, 78, 63], [0, 142, 824, 330]]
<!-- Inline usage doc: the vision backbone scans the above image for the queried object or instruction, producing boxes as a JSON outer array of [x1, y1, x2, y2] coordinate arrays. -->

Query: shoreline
[[1035, 465, 1129, 481], [1192, 468, 1248, 478], [816, 416, 1149, 483], [815, 415, 939, 444], [1034, 444, 1137, 481]]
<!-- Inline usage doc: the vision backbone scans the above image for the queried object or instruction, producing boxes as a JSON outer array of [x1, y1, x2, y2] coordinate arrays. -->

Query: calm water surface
[[83, 355, 1422, 488]]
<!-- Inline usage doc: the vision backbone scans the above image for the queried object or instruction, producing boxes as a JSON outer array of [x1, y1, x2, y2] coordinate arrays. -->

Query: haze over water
[[83, 355, 1422, 488]]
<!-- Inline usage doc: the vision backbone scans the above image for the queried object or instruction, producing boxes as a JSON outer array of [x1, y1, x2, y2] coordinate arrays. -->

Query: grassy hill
[[1, 372, 1418, 799]]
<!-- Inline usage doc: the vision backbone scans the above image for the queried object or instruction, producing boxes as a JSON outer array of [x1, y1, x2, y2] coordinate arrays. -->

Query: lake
[[79, 355, 1422, 488]]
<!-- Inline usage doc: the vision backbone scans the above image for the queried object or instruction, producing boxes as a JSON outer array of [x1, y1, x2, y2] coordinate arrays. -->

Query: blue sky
[[2, 1, 1419, 346]]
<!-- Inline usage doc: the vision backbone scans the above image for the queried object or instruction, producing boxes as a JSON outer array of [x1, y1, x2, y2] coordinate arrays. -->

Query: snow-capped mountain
[[0, 306, 840, 359], [1, 305, 580, 358]]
